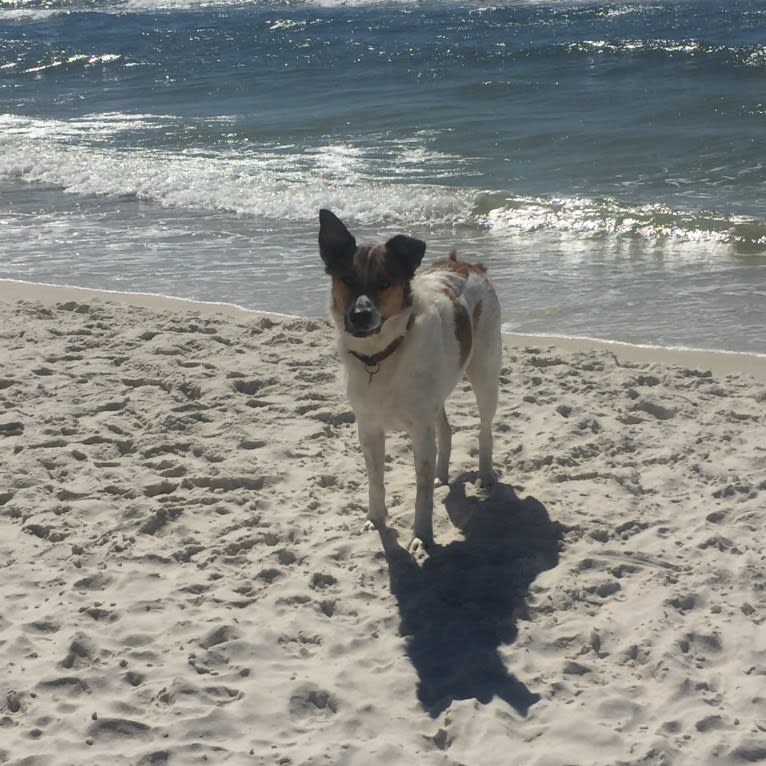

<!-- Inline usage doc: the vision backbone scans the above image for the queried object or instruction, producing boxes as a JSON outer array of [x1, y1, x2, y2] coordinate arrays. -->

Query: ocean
[[1, 0, 765, 352]]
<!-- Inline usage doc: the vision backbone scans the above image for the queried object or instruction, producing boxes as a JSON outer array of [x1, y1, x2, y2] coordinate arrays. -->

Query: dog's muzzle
[[345, 295, 381, 337]]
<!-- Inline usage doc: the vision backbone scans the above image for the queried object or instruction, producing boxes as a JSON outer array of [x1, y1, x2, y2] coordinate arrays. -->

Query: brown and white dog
[[318, 209, 501, 552]]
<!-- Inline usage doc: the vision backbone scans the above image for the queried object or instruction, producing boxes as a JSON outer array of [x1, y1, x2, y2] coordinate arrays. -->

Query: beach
[[1, 280, 764, 765]]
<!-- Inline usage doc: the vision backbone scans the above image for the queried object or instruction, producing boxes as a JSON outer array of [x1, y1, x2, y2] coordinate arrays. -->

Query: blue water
[[1, 0, 765, 351]]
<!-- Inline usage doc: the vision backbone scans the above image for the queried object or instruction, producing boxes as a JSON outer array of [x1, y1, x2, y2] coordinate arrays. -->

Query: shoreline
[[2, 277, 765, 382]]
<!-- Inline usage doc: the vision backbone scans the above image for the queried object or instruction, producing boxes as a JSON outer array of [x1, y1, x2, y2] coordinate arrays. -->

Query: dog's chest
[[344, 363, 425, 430], [343, 335, 454, 431]]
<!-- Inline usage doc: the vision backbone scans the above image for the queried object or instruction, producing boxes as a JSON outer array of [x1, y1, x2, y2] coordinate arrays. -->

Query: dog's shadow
[[379, 476, 564, 718]]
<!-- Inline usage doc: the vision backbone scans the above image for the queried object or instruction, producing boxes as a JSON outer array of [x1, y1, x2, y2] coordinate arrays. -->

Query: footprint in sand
[[288, 684, 338, 718], [87, 716, 150, 740]]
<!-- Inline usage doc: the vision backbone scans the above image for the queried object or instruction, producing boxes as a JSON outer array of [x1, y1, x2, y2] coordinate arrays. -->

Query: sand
[[0, 280, 764, 766]]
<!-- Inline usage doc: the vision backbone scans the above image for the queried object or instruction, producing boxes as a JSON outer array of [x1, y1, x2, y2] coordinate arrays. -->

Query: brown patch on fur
[[352, 244, 379, 272], [331, 279, 352, 315], [422, 251, 486, 366], [423, 250, 487, 279], [377, 283, 409, 318], [453, 300, 472, 368]]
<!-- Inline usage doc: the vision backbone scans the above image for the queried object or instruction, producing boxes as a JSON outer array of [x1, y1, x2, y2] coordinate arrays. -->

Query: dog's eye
[[377, 280, 392, 291], [339, 275, 356, 288]]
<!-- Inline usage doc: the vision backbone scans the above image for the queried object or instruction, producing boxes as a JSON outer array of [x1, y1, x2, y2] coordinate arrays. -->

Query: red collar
[[348, 315, 414, 373], [349, 333, 406, 369]]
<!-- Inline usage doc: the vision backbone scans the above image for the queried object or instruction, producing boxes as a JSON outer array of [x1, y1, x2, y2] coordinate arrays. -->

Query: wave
[[0, 0, 496, 16], [474, 193, 766, 253], [562, 39, 766, 69], [5, 0, 765, 74], [0, 0, 710, 17], [2, 53, 126, 76], [2, 112, 765, 253], [0, 113, 472, 226]]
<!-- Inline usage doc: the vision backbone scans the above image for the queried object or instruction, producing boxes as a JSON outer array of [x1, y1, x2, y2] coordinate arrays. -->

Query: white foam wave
[[3, 113, 764, 250], [1, 8, 58, 19], [1, 0, 463, 16], [567, 38, 766, 68], [476, 193, 766, 249], [1, 0, 607, 15], [0, 112, 176, 140], [21, 53, 123, 74], [0, 113, 472, 226]]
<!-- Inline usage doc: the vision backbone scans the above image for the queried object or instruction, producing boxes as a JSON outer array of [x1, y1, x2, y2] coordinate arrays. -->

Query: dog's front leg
[[358, 422, 386, 532], [410, 423, 436, 551]]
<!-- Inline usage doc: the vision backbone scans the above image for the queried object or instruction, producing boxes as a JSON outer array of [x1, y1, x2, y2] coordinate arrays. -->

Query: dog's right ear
[[319, 209, 356, 271], [385, 234, 426, 277]]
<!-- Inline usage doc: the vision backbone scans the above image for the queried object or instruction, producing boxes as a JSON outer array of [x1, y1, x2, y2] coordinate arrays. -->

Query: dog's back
[[418, 250, 500, 376]]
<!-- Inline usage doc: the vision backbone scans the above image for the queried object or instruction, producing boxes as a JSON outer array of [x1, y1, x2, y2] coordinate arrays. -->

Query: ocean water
[[1, 0, 765, 352]]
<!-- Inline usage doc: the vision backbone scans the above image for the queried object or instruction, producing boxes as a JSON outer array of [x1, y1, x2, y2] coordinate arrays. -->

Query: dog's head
[[318, 209, 425, 338]]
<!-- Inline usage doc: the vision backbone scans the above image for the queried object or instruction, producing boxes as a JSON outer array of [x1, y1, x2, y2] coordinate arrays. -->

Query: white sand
[[0, 280, 764, 766]]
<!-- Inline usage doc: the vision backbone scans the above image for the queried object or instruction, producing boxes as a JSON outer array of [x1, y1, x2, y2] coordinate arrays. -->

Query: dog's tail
[[448, 248, 487, 274]]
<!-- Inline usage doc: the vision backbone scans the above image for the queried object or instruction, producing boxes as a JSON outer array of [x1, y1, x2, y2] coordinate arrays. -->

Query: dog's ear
[[385, 234, 426, 276], [319, 209, 356, 271]]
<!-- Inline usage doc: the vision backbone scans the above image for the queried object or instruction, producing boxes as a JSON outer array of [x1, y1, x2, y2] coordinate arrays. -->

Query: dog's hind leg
[[466, 301, 501, 488], [474, 376, 498, 487], [436, 406, 451, 485], [358, 423, 387, 531]]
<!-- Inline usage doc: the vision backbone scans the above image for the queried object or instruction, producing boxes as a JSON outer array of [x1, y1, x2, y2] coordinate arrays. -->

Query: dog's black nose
[[350, 295, 374, 322], [346, 295, 380, 336]]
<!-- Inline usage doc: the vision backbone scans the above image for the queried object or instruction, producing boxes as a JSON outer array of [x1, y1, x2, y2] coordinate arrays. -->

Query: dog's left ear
[[386, 234, 426, 276]]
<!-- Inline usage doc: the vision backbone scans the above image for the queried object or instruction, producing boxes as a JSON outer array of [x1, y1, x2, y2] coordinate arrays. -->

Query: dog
[[318, 209, 501, 552]]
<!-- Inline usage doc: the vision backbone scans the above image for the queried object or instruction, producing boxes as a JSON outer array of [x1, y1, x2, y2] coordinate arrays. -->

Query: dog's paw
[[361, 518, 383, 534], [408, 536, 432, 558]]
